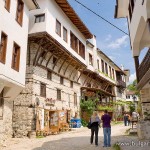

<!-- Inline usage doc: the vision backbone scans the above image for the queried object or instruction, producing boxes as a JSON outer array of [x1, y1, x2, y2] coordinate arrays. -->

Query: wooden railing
[[138, 48, 150, 82], [116, 80, 126, 88]]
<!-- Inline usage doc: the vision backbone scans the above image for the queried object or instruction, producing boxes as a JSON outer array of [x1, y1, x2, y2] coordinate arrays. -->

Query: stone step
[[129, 128, 137, 135]]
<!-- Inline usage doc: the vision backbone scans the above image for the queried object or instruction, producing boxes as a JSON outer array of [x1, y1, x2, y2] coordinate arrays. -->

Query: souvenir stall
[[36, 98, 70, 135], [49, 110, 69, 133]]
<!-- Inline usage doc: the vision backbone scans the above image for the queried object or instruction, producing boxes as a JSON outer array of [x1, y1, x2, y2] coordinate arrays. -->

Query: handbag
[[87, 118, 92, 129], [87, 122, 91, 129]]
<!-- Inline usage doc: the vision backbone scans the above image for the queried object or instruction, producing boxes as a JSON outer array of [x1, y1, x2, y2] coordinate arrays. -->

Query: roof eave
[[55, 0, 93, 39], [23, 0, 39, 10]]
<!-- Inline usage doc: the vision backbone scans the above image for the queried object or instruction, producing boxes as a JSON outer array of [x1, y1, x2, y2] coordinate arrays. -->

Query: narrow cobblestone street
[[1, 124, 149, 150]]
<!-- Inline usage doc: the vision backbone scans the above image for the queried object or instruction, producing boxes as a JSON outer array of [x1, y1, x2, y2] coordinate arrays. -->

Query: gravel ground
[[0, 124, 149, 150]]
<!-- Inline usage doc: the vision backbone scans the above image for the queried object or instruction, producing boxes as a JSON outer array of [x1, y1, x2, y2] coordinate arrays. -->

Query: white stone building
[[80, 36, 129, 119], [12, 0, 93, 137], [12, 0, 129, 137], [115, 0, 150, 139], [0, 0, 38, 144], [125, 90, 139, 112]]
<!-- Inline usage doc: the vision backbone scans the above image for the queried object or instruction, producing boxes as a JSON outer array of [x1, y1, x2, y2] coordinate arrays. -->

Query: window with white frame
[[56, 19, 61, 36], [35, 14, 45, 23]]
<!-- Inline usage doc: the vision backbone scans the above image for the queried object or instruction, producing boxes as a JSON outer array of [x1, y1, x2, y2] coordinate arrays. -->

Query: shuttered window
[[101, 59, 104, 73], [74, 93, 77, 106], [35, 14, 45, 23], [89, 54, 93, 66], [57, 89, 61, 100], [16, 0, 24, 26], [63, 27, 67, 42], [0, 32, 7, 64], [79, 41, 85, 59], [5, 0, 11, 12], [11, 42, 20, 71], [56, 20, 61, 36], [47, 71, 52, 80], [40, 83, 46, 97], [60, 76, 64, 85]]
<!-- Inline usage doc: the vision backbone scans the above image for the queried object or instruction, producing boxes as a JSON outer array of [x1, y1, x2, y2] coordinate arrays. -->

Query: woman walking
[[90, 111, 100, 146]]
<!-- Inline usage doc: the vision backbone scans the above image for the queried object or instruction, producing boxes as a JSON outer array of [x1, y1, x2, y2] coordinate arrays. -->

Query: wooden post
[[134, 56, 139, 82]]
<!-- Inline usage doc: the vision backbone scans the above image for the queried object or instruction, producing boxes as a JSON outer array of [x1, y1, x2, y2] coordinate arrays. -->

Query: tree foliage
[[127, 79, 142, 114], [80, 98, 98, 116]]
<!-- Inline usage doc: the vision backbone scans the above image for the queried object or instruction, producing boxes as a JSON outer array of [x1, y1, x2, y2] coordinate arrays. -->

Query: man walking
[[101, 110, 111, 147]]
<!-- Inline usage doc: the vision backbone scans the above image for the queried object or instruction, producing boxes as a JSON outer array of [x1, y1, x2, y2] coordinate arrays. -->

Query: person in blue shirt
[[90, 111, 100, 146]]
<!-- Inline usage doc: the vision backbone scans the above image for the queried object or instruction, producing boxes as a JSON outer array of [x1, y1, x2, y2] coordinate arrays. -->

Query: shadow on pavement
[[32, 134, 145, 150]]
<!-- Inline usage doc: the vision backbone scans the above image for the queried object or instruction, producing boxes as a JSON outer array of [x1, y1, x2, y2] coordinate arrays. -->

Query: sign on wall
[[45, 98, 56, 106]]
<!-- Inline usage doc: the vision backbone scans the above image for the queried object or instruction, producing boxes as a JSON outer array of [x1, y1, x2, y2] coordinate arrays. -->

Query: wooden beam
[[63, 60, 73, 75], [46, 53, 54, 67], [33, 38, 44, 66], [40, 51, 49, 65], [58, 59, 67, 73], [112, 86, 115, 96], [39, 43, 51, 65], [87, 76, 93, 85], [72, 67, 81, 80], [92, 79, 99, 88], [82, 73, 90, 86], [77, 70, 84, 82], [69, 65, 78, 78], [34, 48, 45, 66], [52, 53, 64, 70], [104, 83, 109, 91], [134, 56, 139, 82]]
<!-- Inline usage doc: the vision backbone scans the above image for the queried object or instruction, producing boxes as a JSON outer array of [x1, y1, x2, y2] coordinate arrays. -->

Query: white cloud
[[129, 72, 136, 84], [107, 35, 128, 49], [105, 34, 112, 41]]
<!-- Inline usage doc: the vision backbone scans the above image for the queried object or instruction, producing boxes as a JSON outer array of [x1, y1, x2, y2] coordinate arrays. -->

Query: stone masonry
[[12, 43, 81, 137], [137, 88, 150, 139], [0, 99, 13, 145]]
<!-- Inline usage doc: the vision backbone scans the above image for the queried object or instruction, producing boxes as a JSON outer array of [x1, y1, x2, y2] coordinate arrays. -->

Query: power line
[[73, 0, 129, 35]]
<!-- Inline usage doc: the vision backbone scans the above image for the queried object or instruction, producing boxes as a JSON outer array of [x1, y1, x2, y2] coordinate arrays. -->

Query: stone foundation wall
[[13, 106, 36, 138], [140, 88, 150, 119], [137, 120, 150, 140], [0, 100, 13, 145], [12, 43, 81, 137], [137, 87, 150, 140]]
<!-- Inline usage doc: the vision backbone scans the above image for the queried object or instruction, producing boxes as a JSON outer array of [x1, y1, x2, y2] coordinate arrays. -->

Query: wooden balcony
[[116, 80, 126, 88], [138, 48, 150, 82]]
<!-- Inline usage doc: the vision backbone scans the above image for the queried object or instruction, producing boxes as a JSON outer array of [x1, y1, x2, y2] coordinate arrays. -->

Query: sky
[[67, 0, 136, 83]]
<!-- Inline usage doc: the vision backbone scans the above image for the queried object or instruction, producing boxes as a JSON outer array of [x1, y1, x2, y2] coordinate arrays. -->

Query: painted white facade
[[11, 0, 129, 138], [115, 0, 150, 56], [29, 0, 87, 65], [115, 0, 150, 140], [0, 0, 38, 144], [85, 38, 128, 103], [0, 0, 37, 100]]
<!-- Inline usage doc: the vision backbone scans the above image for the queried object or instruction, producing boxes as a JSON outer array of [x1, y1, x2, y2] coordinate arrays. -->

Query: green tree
[[127, 79, 142, 115]]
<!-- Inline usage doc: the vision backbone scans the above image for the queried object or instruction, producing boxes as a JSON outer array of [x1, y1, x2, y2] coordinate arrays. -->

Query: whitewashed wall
[[0, 0, 30, 88], [0, 0, 35, 144], [29, 0, 87, 65]]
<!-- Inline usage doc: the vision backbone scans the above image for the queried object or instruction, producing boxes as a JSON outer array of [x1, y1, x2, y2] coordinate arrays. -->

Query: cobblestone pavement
[[1, 124, 149, 150]]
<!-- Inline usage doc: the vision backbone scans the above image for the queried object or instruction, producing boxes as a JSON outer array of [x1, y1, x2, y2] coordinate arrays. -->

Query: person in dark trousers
[[90, 111, 100, 146], [123, 114, 128, 126], [127, 114, 131, 126], [101, 110, 111, 147]]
